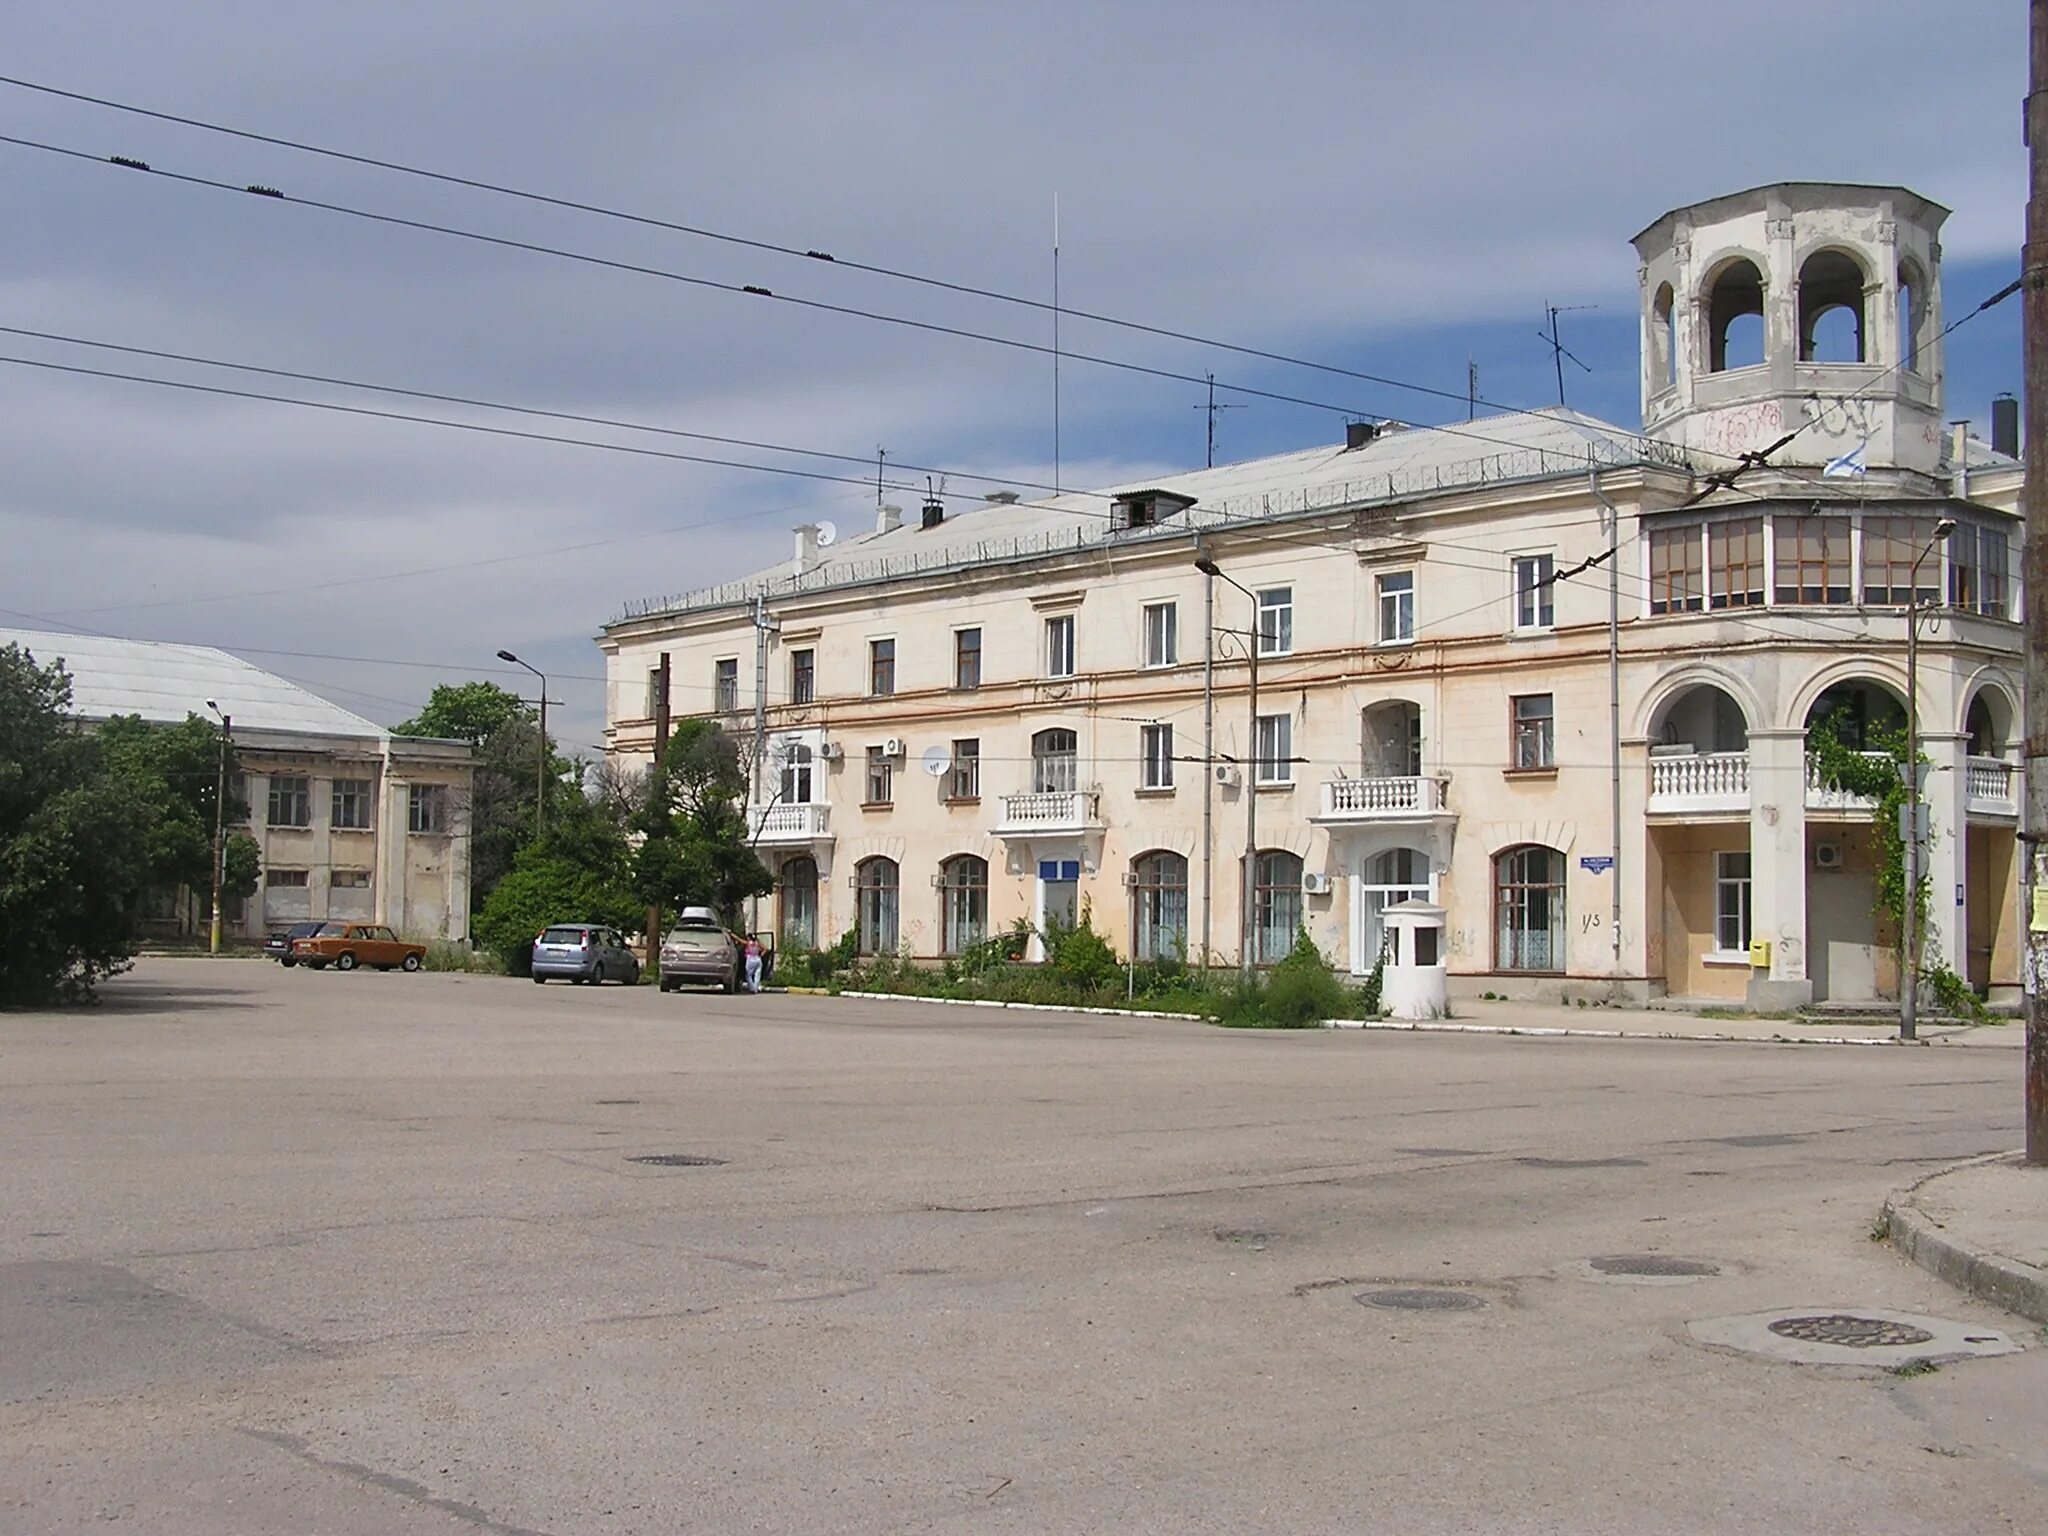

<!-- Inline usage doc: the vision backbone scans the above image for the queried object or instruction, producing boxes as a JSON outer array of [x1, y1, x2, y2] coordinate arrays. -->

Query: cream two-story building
[[600, 183, 2025, 1009]]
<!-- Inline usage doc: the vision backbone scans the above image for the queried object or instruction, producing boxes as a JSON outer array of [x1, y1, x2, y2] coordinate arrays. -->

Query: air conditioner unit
[[1813, 841, 1845, 871], [882, 737, 907, 758], [817, 741, 844, 762], [1214, 764, 1242, 789], [1302, 871, 1334, 896], [930, 873, 946, 888]]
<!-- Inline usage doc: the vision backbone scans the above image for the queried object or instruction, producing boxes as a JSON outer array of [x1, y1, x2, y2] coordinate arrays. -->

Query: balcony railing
[[748, 801, 831, 844], [994, 789, 1102, 835], [1313, 775, 1450, 823], [1805, 751, 1893, 813], [1646, 751, 1749, 814], [1966, 755, 2017, 817]]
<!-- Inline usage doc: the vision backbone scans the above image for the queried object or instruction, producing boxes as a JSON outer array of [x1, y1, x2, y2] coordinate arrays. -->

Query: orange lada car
[[289, 921, 427, 973]]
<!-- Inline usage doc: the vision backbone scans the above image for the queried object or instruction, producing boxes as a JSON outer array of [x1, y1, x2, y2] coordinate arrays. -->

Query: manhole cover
[[1591, 1255, 1719, 1278], [1355, 1288, 1484, 1312], [1767, 1314, 1935, 1348], [627, 1153, 727, 1168]]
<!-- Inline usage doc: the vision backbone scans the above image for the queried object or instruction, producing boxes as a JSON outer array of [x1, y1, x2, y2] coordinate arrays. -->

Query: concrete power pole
[[645, 651, 671, 967], [2024, 0, 2048, 1164]]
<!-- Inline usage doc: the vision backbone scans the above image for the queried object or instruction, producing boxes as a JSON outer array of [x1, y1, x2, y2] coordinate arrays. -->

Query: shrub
[[1256, 929, 1349, 1028], [1048, 905, 1121, 989], [422, 939, 497, 974]]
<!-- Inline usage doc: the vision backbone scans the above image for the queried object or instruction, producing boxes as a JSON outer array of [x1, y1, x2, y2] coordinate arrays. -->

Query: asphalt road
[[1, 959, 2042, 1534]]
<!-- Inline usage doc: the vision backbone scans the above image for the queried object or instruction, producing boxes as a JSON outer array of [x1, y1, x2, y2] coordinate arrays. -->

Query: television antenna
[[1192, 371, 1247, 467], [1539, 302, 1596, 407]]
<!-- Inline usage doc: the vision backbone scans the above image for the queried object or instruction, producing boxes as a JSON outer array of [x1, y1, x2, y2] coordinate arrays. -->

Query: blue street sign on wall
[[1579, 855, 1615, 874]]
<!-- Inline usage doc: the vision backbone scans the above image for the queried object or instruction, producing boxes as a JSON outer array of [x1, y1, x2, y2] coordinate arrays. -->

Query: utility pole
[[1900, 520, 1954, 1042], [645, 651, 670, 966], [495, 650, 547, 838], [207, 704, 230, 954], [750, 595, 777, 937], [1196, 555, 1260, 978], [2023, 0, 2048, 1163]]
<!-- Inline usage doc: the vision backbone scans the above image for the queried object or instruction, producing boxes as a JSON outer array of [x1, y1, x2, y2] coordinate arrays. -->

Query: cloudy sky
[[0, 1, 2027, 752]]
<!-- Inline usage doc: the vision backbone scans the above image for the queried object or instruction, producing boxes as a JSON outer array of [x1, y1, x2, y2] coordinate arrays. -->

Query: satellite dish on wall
[[814, 520, 838, 548], [920, 744, 952, 777]]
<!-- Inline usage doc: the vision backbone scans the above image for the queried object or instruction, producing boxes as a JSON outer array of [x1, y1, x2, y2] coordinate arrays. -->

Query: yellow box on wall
[[1748, 938, 1772, 968]]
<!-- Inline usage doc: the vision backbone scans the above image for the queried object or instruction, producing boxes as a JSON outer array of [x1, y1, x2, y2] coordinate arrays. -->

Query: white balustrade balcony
[[748, 801, 832, 845], [1646, 751, 1749, 815], [1312, 775, 1451, 824], [1966, 755, 2018, 818], [1805, 751, 1893, 813], [994, 789, 1103, 836]]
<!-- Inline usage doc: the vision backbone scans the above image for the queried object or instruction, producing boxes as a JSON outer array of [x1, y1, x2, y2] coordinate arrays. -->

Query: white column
[[1747, 728, 1812, 1008], [1922, 731, 1969, 979]]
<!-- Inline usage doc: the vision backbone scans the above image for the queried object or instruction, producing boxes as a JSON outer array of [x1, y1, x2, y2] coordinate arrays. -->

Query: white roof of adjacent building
[[0, 627, 393, 741], [616, 407, 1680, 624]]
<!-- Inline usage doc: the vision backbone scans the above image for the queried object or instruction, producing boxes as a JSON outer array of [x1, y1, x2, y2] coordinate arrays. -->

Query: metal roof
[[0, 627, 394, 741], [615, 407, 1680, 625]]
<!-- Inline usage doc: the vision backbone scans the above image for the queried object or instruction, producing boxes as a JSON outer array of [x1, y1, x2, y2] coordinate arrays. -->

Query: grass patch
[[421, 940, 501, 974]]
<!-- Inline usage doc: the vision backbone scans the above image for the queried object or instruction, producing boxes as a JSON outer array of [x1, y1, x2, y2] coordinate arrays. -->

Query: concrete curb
[[1326, 1018, 1930, 1047], [1884, 1153, 2048, 1326], [838, 990, 1205, 1022]]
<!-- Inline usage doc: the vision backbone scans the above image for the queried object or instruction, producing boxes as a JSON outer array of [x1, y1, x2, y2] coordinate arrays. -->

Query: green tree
[[394, 680, 530, 743], [633, 719, 770, 927], [96, 712, 246, 896], [0, 645, 160, 1003], [471, 792, 641, 973]]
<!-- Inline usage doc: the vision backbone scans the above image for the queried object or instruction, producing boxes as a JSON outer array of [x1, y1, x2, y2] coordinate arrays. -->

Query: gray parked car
[[658, 909, 746, 994], [531, 924, 641, 985]]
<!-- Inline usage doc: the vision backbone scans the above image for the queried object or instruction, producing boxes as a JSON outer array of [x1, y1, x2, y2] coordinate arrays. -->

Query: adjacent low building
[[1, 628, 475, 942], [599, 182, 2026, 1009]]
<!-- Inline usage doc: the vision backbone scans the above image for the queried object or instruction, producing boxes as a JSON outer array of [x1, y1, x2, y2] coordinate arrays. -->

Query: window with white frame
[[1513, 554, 1555, 630], [1140, 723, 1174, 789], [864, 745, 893, 805], [1377, 570, 1415, 643], [1511, 693, 1554, 769], [1044, 614, 1076, 678], [779, 743, 814, 805], [1256, 586, 1293, 655], [330, 777, 373, 830], [1254, 713, 1293, 784], [1715, 850, 1752, 954], [713, 657, 740, 714], [1142, 602, 1178, 667]]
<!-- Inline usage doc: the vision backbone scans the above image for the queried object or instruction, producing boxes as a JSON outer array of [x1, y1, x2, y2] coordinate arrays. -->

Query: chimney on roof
[[876, 502, 903, 535], [1344, 420, 1380, 451], [1992, 392, 2019, 458], [983, 490, 1021, 505], [793, 523, 824, 574], [921, 494, 945, 530]]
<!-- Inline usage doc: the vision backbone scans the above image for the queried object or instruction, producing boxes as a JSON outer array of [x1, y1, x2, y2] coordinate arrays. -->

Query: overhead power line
[[0, 129, 1652, 470]]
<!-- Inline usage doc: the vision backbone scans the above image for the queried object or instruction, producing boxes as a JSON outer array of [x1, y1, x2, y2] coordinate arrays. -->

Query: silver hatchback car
[[531, 924, 641, 985]]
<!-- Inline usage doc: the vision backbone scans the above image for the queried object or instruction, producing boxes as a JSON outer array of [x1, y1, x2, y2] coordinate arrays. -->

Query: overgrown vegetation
[[1806, 708, 1990, 1023]]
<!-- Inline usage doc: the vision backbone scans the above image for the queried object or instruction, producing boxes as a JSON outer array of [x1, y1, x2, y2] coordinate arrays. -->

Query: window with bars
[[939, 855, 989, 955], [789, 648, 815, 705], [1648, 525, 1704, 614], [1142, 602, 1178, 667], [1140, 723, 1174, 789], [1043, 614, 1076, 678], [1709, 518, 1765, 608], [1254, 713, 1292, 784], [1860, 516, 1940, 606], [1511, 694, 1554, 769], [1251, 849, 1304, 963], [1773, 516, 1852, 604], [1495, 844, 1565, 972], [855, 857, 899, 954], [868, 639, 895, 697], [1715, 850, 1752, 954], [948, 738, 980, 800], [266, 775, 311, 828], [954, 628, 982, 690], [330, 777, 373, 830]]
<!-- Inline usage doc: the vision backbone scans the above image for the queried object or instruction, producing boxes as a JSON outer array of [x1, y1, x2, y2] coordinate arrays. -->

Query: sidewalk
[[1885, 1154, 2048, 1325], [1345, 1000, 2021, 1048]]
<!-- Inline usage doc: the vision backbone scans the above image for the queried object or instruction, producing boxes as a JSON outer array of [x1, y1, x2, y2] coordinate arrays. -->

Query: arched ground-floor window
[[778, 855, 818, 949], [1495, 844, 1564, 972], [856, 857, 899, 955], [1252, 849, 1303, 964], [940, 854, 988, 955], [1130, 850, 1188, 962]]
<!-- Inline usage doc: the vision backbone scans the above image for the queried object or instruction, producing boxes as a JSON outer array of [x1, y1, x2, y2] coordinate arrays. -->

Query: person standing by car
[[743, 935, 764, 994]]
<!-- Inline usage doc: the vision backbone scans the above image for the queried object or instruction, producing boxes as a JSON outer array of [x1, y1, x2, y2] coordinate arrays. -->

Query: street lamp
[[1195, 555, 1262, 980], [1899, 515, 1957, 1042], [206, 699, 231, 955], [496, 649, 547, 839]]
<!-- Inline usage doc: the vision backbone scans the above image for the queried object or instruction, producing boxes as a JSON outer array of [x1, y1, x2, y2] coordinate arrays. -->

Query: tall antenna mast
[[1052, 192, 1061, 494], [1538, 302, 1595, 407], [875, 446, 886, 507], [1191, 371, 1246, 468], [1467, 357, 1478, 421]]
